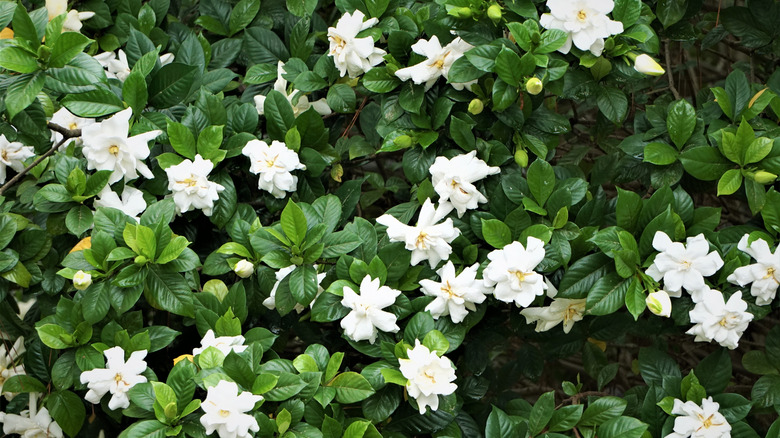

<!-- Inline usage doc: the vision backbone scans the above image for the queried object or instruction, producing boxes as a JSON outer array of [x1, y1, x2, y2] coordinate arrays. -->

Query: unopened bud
[[514, 149, 529, 168], [393, 135, 413, 148], [526, 77, 543, 95], [73, 270, 92, 290], [448, 6, 472, 18], [646, 290, 672, 318], [753, 170, 778, 184], [233, 259, 254, 278], [134, 255, 147, 266], [487, 4, 503, 23], [633, 54, 665, 76], [468, 99, 484, 115]]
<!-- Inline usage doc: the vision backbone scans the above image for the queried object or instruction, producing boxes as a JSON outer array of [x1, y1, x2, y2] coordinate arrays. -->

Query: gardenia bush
[[1, 0, 780, 437]]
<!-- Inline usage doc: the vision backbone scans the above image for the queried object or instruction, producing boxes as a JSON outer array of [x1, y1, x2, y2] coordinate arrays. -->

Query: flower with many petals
[[263, 265, 326, 313], [686, 289, 752, 350], [399, 340, 457, 414], [94, 186, 147, 222], [242, 140, 305, 199], [419, 262, 490, 323], [665, 396, 731, 438], [727, 234, 780, 306], [395, 36, 475, 91], [341, 276, 401, 344], [50, 108, 94, 145], [539, 0, 624, 57], [377, 199, 460, 268], [0, 337, 26, 399], [0, 136, 34, 184], [520, 297, 587, 333], [429, 151, 500, 217], [200, 380, 262, 438], [46, 0, 94, 33], [327, 10, 386, 78], [0, 395, 63, 438], [192, 330, 247, 357], [80, 346, 148, 410], [164, 155, 225, 216], [484, 237, 548, 307], [93, 50, 174, 82], [645, 232, 724, 297], [255, 61, 331, 117], [81, 108, 161, 184]]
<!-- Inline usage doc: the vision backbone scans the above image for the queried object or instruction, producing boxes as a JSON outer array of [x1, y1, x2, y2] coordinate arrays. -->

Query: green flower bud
[[394, 135, 413, 148], [514, 149, 529, 168], [468, 99, 484, 115], [291, 255, 304, 265], [487, 4, 503, 23], [73, 270, 92, 290], [59, 333, 74, 345], [448, 6, 472, 18], [134, 255, 148, 266], [753, 170, 778, 184], [526, 77, 543, 95]]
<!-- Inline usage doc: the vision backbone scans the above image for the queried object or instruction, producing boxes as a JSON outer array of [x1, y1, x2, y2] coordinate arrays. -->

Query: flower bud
[[514, 149, 529, 168], [526, 77, 543, 95], [73, 270, 92, 290], [487, 4, 503, 23], [468, 99, 484, 115], [753, 170, 778, 184], [393, 135, 413, 148], [633, 54, 665, 76], [646, 290, 672, 318], [234, 259, 255, 278], [134, 255, 147, 266], [448, 6, 472, 18]]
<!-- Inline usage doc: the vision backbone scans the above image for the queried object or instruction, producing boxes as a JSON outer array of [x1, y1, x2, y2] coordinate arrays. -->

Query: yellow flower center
[[114, 373, 125, 384], [765, 267, 779, 283], [69, 122, 78, 130], [0, 375, 5, 385], [564, 306, 580, 323], [513, 270, 527, 283], [440, 281, 455, 298], [218, 409, 231, 417], [423, 370, 437, 384], [577, 10, 587, 21], [108, 145, 120, 155], [0, 150, 7, 161], [182, 177, 199, 187], [416, 231, 429, 250], [697, 413, 722, 430]]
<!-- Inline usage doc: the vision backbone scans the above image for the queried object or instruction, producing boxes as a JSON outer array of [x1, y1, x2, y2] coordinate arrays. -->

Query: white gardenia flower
[[520, 298, 587, 333], [341, 276, 401, 344], [164, 154, 225, 216], [399, 340, 457, 415], [539, 0, 624, 57], [93, 50, 174, 81], [429, 151, 501, 217], [254, 61, 331, 117], [0, 135, 35, 184], [0, 407, 64, 438], [327, 10, 386, 78], [686, 289, 753, 350], [419, 262, 490, 323], [645, 232, 724, 298], [46, 0, 94, 33], [646, 290, 673, 317], [72, 270, 92, 290], [665, 397, 731, 438], [483, 237, 548, 307], [49, 108, 95, 145], [395, 36, 475, 91], [0, 337, 26, 398], [634, 54, 665, 76], [241, 140, 306, 199], [200, 380, 262, 438], [233, 260, 255, 278], [81, 108, 161, 184], [263, 266, 326, 313], [80, 346, 148, 410], [376, 199, 460, 268], [94, 186, 147, 222], [727, 234, 780, 306], [192, 329, 248, 357]]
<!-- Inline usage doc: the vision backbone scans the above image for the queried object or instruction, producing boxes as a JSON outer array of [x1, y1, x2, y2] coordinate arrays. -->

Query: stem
[[0, 123, 81, 196], [665, 42, 681, 100]]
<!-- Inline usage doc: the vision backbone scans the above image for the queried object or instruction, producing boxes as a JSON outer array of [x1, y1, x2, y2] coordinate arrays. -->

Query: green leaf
[[281, 200, 307, 246], [597, 87, 628, 124], [289, 265, 318, 306], [485, 406, 525, 438], [148, 63, 198, 108], [717, 169, 743, 196], [244, 63, 277, 84], [243, 26, 290, 64], [329, 372, 376, 403], [12, 4, 39, 50], [2, 374, 46, 393], [481, 218, 512, 249], [529, 391, 555, 435], [264, 373, 306, 401], [667, 99, 696, 149], [327, 84, 356, 113], [144, 266, 195, 317], [118, 420, 169, 438], [49, 32, 91, 68], [536, 29, 568, 53], [527, 159, 555, 206], [264, 90, 295, 140], [363, 67, 401, 93], [36, 324, 73, 349], [229, 0, 261, 35], [197, 125, 224, 161], [123, 71, 148, 116], [6, 72, 46, 119], [643, 142, 678, 165], [656, 0, 687, 28], [549, 405, 584, 432], [0, 46, 39, 73], [495, 46, 522, 87], [679, 146, 732, 181], [613, 0, 642, 27], [579, 397, 627, 426], [62, 88, 125, 118], [46, 390, 86, 437], [586, 274, 630, 316]]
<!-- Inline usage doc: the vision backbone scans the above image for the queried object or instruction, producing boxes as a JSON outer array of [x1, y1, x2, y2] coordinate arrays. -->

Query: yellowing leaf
[[69, 236, 91, 253]]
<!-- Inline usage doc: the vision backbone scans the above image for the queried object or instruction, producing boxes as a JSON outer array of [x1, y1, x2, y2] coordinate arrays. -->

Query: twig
[[665, 42, 681, 100], [340, 96, 368, 138], [0, 123, 81, 196]]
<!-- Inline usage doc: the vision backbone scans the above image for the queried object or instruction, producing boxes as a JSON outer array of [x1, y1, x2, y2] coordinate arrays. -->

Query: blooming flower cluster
[[255, 61, 331, 117], [327, 10, 386, 78], [665, 397, 731, 438], [485, 237, 549, 308], [395, 36, 475, 91], [94, 50, 174, 82], [94, 186, 147, 222], [80, 346, 148, 410], [192, 330, 247, 357], [242, 140, 306, 199], [429, 151, 501, 217], [419, 262, 490, 323], [200, 380, 262, 438], [399, 341, 458, 414], [46, 0, 94, 33], [727, 234, 780, 305], [0, 136, 34, 185], [49, 108, 94, 145], [540, 0, 624, 57], [341, 276, 401, 344], [0, 394, 63, 438], [164, 155, 225, 216]]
